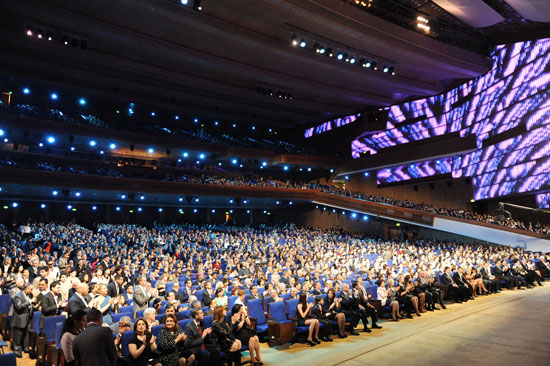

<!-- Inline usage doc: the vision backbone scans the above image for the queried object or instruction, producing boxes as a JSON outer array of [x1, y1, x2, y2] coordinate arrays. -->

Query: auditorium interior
[[0, 1, 549, 366]]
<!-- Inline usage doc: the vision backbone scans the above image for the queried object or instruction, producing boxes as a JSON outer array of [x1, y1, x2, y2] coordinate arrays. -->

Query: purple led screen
[[363, 39, 550, 199], [377, 158, 453, 185], [537, 193, 550, 209], [304, 114, 360, 138]]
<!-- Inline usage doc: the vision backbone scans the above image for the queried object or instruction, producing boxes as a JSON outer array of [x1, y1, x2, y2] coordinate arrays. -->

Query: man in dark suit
[[68, 283, 91, 315], [41, 281, 65, 317], [453, 268, 474, 300], [352, 280, 381, 332], [480, 263, 500, 293], [493, 260, 518, 289], [183, 308, 220, 366], [181, 279, 195, 304], [12, 284, 34, 357], [201, 281, 214, 307], [107, 275, 124, 298], [73, 308, 118, 366], [441, 267, 467, 302], [246, 285, 261, 302], [339, 283, 361, 335]]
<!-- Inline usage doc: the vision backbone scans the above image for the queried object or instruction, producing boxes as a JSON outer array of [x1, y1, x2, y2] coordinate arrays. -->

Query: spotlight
[[232, 159, 238, 165], [389, 66, 395, 75], [314, 43, 321, 53], [70, 147, 75, 151], [319, 46, 326, 54], [0, 129, 3, 137], [337, 52, 344, 60], [47, 31, 53, 41], [364, 172, 369, 177], [23, 88, 30, 95], [199, 153, 205, 159], [115, 206, 121, 211], [100, 150, 104, 154], [211, 209, 215, 213], [140, 195, 145, 200], [41, 203, 46, 209], [351, 213, 357, 218], [50, 93, 58, 100], [75, 192, 81, 197], [62, 35, 69, 45], [383, 66, 389, 73], [232, 123, 237, 128], [121, 194, 126, 199], [291, 34, 298, 46], [193, 0, 202, 11], [195, 198, 200, 203], [183, 152, 189, 158], [262, 162, 267, 167], [92, 205, 97, 211], [193, 208, 198, 213], [38, 142, 44, 147], [26, 28, 33, 37], [349, 57, 356, 64], [283, 166, 289, 171], [78, 98, 86, 105], [52, 190, 58, 196], [109, 143, 116, 149], [47, 136, 55, 144], [371, 61, 378, 70], [148, 148, 154, 154], [193, 118, 199, 123], [150, 112, 156, 117], [138, 207, 143, 212], [89, 140, 96, 147], [299, 39, 307, 48], [67, 205, 72, 210], [175, 115, 179, 120], [158, 208, 163, 212], [363, 215, 368, 221], [12, 202, 18, 208], [326, 48, 333, 57], [246, 210, 250, 214], [181, 0, 189, 4], [307, 167, 311, 172]]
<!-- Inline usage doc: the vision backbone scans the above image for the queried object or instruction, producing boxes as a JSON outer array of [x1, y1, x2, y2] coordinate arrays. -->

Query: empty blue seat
[[43, 315, 65, 342], [0, 352, 16, 366], [121, 330, 133, 358], [247, 299, 267, 334], [136, 310, 144, 318], [119, 305, 133, 315], [0, 294, 11, 315], [112, 312, 132, 323]]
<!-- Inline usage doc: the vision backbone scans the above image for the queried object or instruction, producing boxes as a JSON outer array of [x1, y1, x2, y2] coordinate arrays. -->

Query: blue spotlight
[[121, 194, 126, 199], [193, 208, 198, 213], [0, 129, 3, 136], [211, 209, 215, 213], [23, 88, 30, 95], [148, 148, 154, 154], [337, 53, 344, 60], [158, 208, 163, 212], [70, 146, 75, 151], [50, 93, 58, 100], [47, 136, 55, 144], [39, 142, 44, 147], [299, 39, 307, 48], [363, 215, 369, 221], [66, 205, 72, 210], [344, 175, 349, 180], [283, 166, 289, 171], [140, 195, 145, 200], [109, 143, 116, 149], [92, 205, 97, 211], [78, 98, 86, 105], [214, 121, 219, 126], [115, 206, 121, 211], [364, 172, 369, 177], [181, 0, 189, 5], [183, 152, 189, 158], [89, 140, 96, 147], [246, 210, 250, 214], [262, 162, 267, 167], [232, 123, 237, 128], [351, 213, 357, 218], [100, 150, 104, 155], [52, 190, 58, 196], [199, 153, 205, 159], [75, 192, 81, 197], [12, 202, 18, 208], [137, 207, 142, 212], [232, 159, 237, 165], [150, 112, 156, 117], [179, 197, 183, 202], [307, 167, 311, 172], [175, 115, 179, 120], [193, 118, 199, 123], [195, 198, 199, 203], [40, 203, 46, 209]]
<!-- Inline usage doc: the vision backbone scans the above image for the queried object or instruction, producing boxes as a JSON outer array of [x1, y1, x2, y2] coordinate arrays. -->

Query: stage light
[[342, 211, 346, 215], [199, 153, 205, 159], [326, 48, 333, 57], [330, 169, 334, 173], [100, 150, 104, 155], [211, 209, 215, 213], [3, 138, 7, 143], [194, 118, 199, 123], [67, 205, 72, 210], [175, 115, 179, 120], [158, 208, 163, 212], [39, 142, 44, 147], [251, 126, 256, 130], [364, 172, 369, 177], [232, 123, 237, 128], [138, 207, 143, 212], [229, 209, 233, 213], [150, 112, 156, 117], [396, 223, 401, 227], [109, 143, 116, 149], [70, 147, 75, 151], [246, 210, 250, 214], [26, 28, 33, 37], [92, 205, 97, 211], [389, 66, 395, 75], [75, 192, 81, 197], [89, 140, 96, 147], [291, 34, 298, 46], [41, 203, 46, 209], [337, 52, 344, 60], [47, 136, 55, 144], [470, 199, 475, 203], [276, 201, 280, 205], [183, 152, 189, 158], [140, 195, 145, 200], [50, 93, 58, 100], [0, 129, 3, 136], [12, 202, 18, 208], [23, 88, 30, 95], [195, 198, 200, 203], [116, 206, 121, 211], [349, 57, 356, 64], [52, 190, 58, 196], [319, 46, 326, 54], [383, 66, 389, 73], [307, 167, 311, 172], [351, 213, 357, 218], [314, 43, 321, 53], [363, 215, 368, 221], [214, 121, 219, 126], [283, 166, 289, 171], [148, 148, 154, 154], [262, 162, 267, 167], [229, 199, 234, 204], [345, 175, 349, 180], [47, 31, 53, 41], [232, 159, 237, 165], [289, 201, 293, 205], [193, 208, 198, 213], [181, 0, 189, 4], [299, 39, 307, 48], [121, 194, 126, 199], [243, 200, 248, 204], [78, 98, 86, 105]]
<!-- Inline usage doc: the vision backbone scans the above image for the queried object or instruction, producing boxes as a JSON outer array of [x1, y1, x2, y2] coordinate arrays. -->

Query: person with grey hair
[[113, 315, 133, 356], [143, 307, 159, 330]]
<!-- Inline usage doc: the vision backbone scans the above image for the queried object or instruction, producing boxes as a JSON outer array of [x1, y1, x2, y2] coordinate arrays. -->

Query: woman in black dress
[[296, 293, 320, 346], [212, 306, 241, 366], [128, 317, 161, 366], [231, 304, 263, 366], [323, 288, 347, 338], [157, 314, 194, 366]]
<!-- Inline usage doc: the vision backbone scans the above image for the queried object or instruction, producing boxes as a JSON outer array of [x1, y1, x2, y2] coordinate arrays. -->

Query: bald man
[[67, 283, 91, 315]]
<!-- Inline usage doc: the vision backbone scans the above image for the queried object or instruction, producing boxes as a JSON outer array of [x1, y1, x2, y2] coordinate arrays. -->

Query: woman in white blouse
[[376, 279, 400, 321]]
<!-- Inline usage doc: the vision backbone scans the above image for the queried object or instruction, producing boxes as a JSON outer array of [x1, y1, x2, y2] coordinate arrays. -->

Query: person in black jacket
[[183, 308, 220, 366], [41, 281, 65, 317], [441, 267, 467, 302], [453, 268, 474, 300], [73, 309, 118, 366], [338, 284, 361, 335], [311, 296, 334, 342]]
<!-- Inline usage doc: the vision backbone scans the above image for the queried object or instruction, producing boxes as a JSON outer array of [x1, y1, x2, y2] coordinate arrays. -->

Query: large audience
[[1, 151, 549, 235], [1, 222, 549, 366]]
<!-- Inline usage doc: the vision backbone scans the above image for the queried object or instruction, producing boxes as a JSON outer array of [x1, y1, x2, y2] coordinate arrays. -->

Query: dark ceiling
[[0, 0, 546, 129]]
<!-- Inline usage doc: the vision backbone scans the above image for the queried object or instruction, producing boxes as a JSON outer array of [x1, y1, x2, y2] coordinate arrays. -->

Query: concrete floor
[[10, 285, 550, 366]]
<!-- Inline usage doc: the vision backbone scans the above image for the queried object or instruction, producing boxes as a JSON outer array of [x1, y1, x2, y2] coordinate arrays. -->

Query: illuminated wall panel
[[537, 193, 550, 209], [364, 38, 550, 199]]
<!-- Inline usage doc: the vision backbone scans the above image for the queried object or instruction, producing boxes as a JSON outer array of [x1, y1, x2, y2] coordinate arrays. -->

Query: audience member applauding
[[231, 304, 262, 365], [60, 309, 87, 366], [157, 314, 194, 366], [128, 317, 161, 366], [212, 305, 242, 366], [296, 293, 320, 346]]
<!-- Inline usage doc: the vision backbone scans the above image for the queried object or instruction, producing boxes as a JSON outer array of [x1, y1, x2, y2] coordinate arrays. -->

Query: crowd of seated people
[[1, 149, 549, 235], [1, 221, 549, 364], [10, 104, 320, 156]]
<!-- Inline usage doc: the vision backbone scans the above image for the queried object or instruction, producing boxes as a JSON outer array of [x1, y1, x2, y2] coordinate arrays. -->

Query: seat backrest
[[55, 322, 63, 347], [122, 330, 133, 359], [263, 297, 271, 312], [44, 315, 66, 342], [228, 296, 238, 311], [286, 299, 299, 319], [136, 310, 144, 318], [203, 315, 213, 328], [195, 290, 205, 304], [247, 299, 266, 325], [0, 294, 11, 314], [179, 310, 191, 319], [33, 311, 42, 333], [268, 301, 287, 322], [119, 305, 133, 315], [0, 352, 16, 366], [112, 312, 132, 323], [151, 324, 163, 337], [178, 319, 191, 330]]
